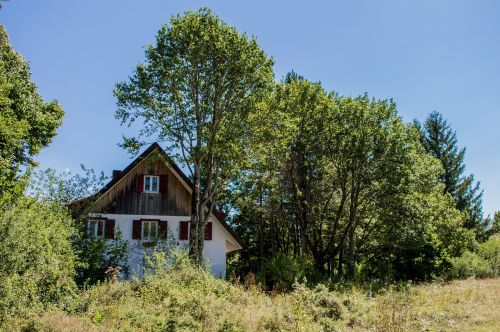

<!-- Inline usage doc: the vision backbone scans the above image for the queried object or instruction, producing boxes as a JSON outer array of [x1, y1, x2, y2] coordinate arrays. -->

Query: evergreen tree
[[417, 111, 484, 236]]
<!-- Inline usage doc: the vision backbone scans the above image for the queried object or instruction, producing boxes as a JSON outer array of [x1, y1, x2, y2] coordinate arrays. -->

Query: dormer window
[[144, 175, 159, 193]]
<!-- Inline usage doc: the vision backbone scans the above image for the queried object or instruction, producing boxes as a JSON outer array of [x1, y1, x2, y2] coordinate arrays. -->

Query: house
[[86, 143, 243, 278]]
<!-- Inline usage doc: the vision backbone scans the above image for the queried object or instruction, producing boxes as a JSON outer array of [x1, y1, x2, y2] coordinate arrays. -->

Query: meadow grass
[[6, 267, 500, 331]]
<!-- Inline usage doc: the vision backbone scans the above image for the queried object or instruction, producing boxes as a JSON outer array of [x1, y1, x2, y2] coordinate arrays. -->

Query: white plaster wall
[[95, 213, 231, 279]]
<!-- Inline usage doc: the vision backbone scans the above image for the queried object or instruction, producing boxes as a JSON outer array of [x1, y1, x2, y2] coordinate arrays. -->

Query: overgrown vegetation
[[1, 8, 500, 331], [0, 198, 77, 323], [2, 252, 499, 331], [450, 234, 500, 279]]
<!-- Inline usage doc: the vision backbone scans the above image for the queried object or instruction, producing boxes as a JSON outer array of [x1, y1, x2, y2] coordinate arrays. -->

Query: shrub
[[0, 198, 77, 323], [260, 253, 322, 291], [76, 230, 129, 286], [449, 235, 500, 279], [450, 251, 490, 278], [479, 234, 500, 276]]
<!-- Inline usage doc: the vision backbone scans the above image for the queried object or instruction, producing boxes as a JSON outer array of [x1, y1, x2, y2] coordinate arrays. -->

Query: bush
[[450, 235, 500, 279], [260, 253, 323, 291], [0, 198, 77, 323], [449, 251, 489, 278], [75, 230, 129, 286], [479, 234, 500, 276]]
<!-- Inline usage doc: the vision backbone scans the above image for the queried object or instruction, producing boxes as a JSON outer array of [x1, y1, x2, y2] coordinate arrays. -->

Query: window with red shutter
[[87, 219, 106, 239], [204, 222, 213, 240], [179, 221, 189, 240], [143, 175, 159, 193], [142, 220, 158, 240]]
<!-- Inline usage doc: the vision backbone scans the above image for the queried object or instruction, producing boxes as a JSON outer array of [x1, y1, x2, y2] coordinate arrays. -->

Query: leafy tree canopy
[[415, 111, 484, 237], [0, 26, 64, 203], [114, 8, 274, 261]]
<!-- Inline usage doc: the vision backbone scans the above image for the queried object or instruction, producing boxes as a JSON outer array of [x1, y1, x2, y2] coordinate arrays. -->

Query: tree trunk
[[258, 191, 264, 267], [189, 162, 203, 264], [346, 181, 359, 279], [347, 218, 357, 278], [338, 243, 344, 278]]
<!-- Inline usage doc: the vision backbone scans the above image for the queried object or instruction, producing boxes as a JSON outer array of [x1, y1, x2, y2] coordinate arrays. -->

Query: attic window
[[144, 175, 159, 193]]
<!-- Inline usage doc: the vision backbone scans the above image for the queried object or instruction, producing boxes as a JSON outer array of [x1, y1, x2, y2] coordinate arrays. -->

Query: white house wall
[[94, 213, 231, 278]]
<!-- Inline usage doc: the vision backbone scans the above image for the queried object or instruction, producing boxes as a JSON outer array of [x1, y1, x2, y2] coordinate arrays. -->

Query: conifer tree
[[417, 111, 484, 236]]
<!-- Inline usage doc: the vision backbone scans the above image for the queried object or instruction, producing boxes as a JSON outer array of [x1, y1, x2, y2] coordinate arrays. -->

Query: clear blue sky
[[1, 0, 498, 216]]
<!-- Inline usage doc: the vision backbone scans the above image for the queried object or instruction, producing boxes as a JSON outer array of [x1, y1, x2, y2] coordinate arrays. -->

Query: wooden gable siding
[[92, 154, 191, 216]]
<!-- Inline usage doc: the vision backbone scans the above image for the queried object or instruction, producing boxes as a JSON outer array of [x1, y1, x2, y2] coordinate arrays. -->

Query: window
[[142, 220, 158, 240], [88, 219, 105, 238], [86, 219, 115, 240], [137, 174, 167, 193], [144, 175, 159, 193]]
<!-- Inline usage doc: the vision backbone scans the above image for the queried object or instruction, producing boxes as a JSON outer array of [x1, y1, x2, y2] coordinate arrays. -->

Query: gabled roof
[[95, 142, 191, 197], [95, 143, 244, 249]]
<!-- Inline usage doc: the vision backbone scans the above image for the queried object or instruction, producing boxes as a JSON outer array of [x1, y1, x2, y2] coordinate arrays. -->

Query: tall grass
[[4, 250, 499, 331]]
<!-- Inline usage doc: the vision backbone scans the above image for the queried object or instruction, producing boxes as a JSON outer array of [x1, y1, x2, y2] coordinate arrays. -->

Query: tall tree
[[416, 111, 483, 236], [234, 81, 473, 282], [114, 9, 274, 262], [0, 25, 64, 204]]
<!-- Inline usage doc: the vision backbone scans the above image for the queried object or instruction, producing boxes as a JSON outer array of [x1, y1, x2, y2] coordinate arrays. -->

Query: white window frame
[[144, 175, 159, 193], [142, 220, 158, 240], [88, 219, 105, 238]]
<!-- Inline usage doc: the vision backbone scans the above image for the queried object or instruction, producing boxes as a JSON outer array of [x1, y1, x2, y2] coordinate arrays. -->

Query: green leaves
[[417, 111, 484, 238], [114, 8, 274, 260], [0, 198, 77, 319], [0, 26, 64, 203]]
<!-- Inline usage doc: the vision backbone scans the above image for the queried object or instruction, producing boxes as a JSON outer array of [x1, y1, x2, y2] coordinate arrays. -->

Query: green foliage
[[416, 111, 484, 237], [450, 235, 500, 278], [485, 211, 500, 239], [260, 253, 322, 291], [237, 74, 471, 282], [4, 260, 500, 331], [0, 26, 63, 202], [114, 8, 274, 261], [479, 234, 500, 276], [28, 167, 128, 287], [0, 198, 77, 322], [76, 231, 129, 286], [449, 251, 490, 279], [29, 167, 107, 206]]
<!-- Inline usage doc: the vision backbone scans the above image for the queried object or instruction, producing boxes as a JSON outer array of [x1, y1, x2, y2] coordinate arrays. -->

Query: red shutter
[[204, 222, 213, 240], [136, 175, 144, 192], [105, 219, 115, 239], [159, 175, 168, 193], [179, 221, 189, 240], [158, 220, 168, 239], [132, 220, 142, 239]]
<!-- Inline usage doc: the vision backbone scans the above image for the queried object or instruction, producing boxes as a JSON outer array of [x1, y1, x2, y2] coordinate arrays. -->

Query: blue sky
[[1, 0, 498, 216]]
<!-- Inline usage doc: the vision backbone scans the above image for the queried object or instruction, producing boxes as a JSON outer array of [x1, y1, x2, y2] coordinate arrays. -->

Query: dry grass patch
[[4, 265, 499, 332]]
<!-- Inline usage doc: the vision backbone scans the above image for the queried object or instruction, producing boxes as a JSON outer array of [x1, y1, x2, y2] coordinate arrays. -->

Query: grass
[[4, 263, 500, 331]]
